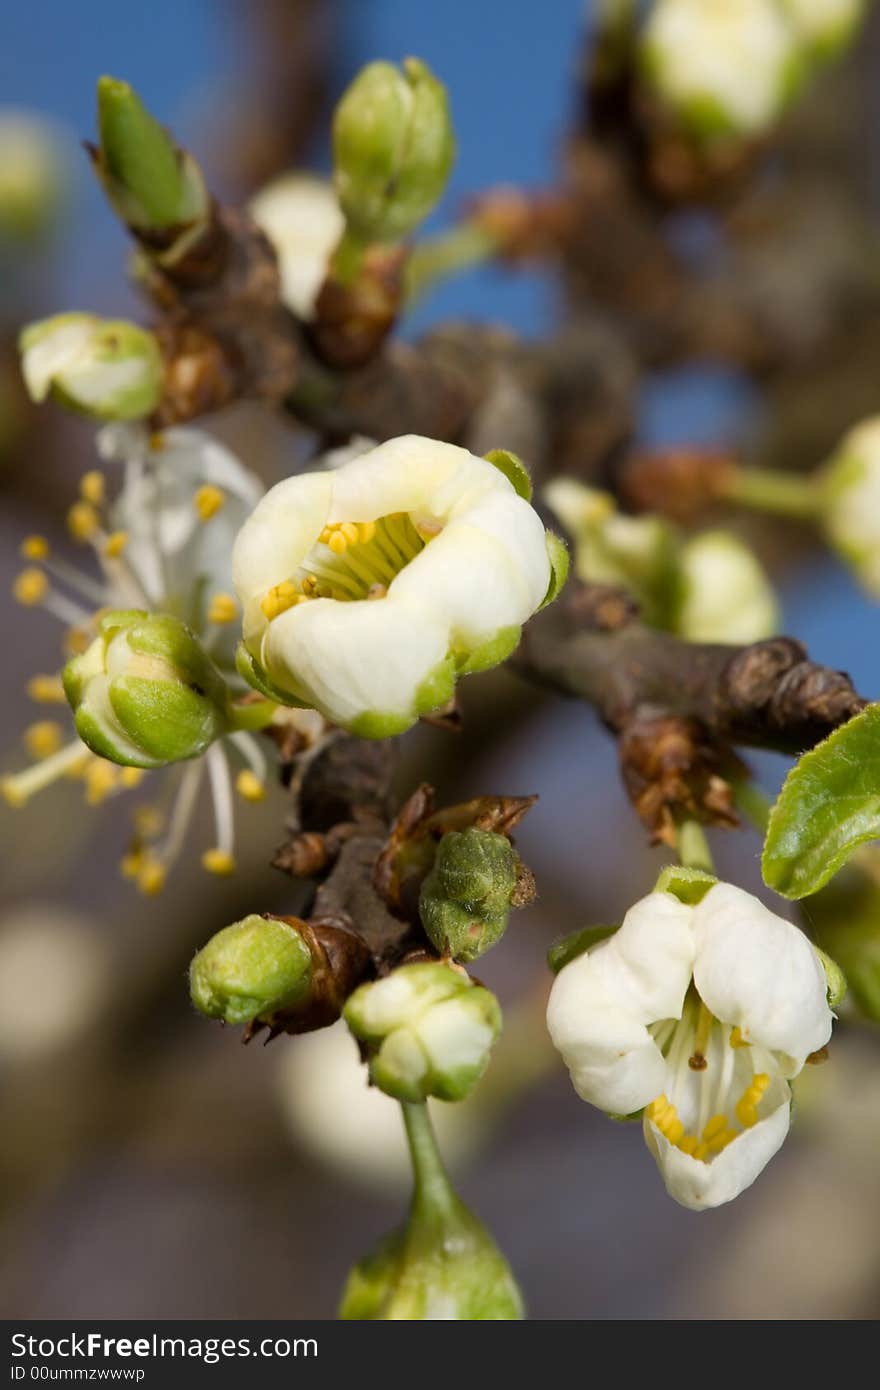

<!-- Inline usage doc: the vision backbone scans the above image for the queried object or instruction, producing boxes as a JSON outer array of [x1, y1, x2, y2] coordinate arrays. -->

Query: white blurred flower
[[233, 435, 553, 735], [820, 417, 880, 598], [547, 882, 833, 1210], [641, 0, 800, 140], [249, 173, 345, 321], [0, 903, 110, 1061], [676, 531, 778, 643], [0, 109, 67, 244]]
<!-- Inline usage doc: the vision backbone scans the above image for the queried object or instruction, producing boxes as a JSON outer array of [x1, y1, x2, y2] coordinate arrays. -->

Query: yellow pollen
[[20, 535, 49, 560], [133, 804, 164, 837], [707, 1129, 737, 1154], [694, 1142, 709, 1161], [644, 1094, 669, 1122], [103, 530, 129, 559], [327, 530, 348, 555], [207, 593, 238, 625], [14, 568, 49, 606], [194, 485, 225, 521], [367, 583, 388, 600], [67, 501, 100, 542], [416, 520, 442, 540], [84, 761, 119, 806], [729, 1026, 749, 1048], [120, 850, 142, 880], [736, 1103, 758, 1129], [137, 855, 167, 896], [340, 522, 360, 544], [26, 675, 65, 704], [2, 777, 27, 808], [664, 1117, 685, 1145], [301, 575, 319, 596], [359, 521, 376, 543], [80, 470, 105, 505], [202, 848, 236, 876], [24, 721, 63, 759], [702, 1114, 728, 1142], [678, 1134, 699, 1156], [119, 767, 146, 789], [261, 581, 301, 620], [65, 627, 91, 656], [149, 432, 166, 452], [236, 770, 265, 802]]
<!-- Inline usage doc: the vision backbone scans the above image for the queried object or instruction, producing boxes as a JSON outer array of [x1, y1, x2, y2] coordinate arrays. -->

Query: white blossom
[[233, 435, 553, 735], [248, 173, 344, 321], [821, 417, 880, 597], [676, 531, 778, 643], [547, 882, 833, 1210]]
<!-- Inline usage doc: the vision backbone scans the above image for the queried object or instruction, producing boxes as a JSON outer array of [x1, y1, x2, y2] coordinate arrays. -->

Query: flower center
[[645, 994, 773, 1164], [260, 512, 431, 619]]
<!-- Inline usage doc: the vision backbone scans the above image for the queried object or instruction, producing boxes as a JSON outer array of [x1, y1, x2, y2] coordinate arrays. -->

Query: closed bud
[[333, 57, 455, 244], [419, 828, 519, 962], [62, 610, 230, 767], [94, 76, 207, 231], [19, 313, 163, 421], [820, 418, 880, 597], [674, 530, 778, 643], [344, 961, 501, 1103], [190, 914, 312, 1025]]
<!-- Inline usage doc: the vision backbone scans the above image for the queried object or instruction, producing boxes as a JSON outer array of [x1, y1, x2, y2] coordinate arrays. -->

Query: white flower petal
[[644, 1091, 791, 1210], [692, 883, 832, 1067], [598, 891, 696, 1022], [232, 471, 334, 644], [326, 435, 502, 524], [248, 174, 345, 321], [261, 593, 449, 726]]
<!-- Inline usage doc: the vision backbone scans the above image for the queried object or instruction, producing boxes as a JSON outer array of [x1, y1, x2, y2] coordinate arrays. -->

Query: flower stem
[[329, 224, 369, 288], [401, 1101, 458, 1221], [676, 818, 715, 873], [227, 698, 277, 733], [405, 222, 499, 305], [723, 467, 821, 521]]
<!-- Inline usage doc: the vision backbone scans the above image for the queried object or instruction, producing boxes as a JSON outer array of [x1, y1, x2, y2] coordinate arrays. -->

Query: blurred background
[[2, 0, 880, 1321]]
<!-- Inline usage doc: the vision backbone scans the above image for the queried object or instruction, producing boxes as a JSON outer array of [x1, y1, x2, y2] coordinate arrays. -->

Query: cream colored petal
[[644, 1091, 791, 1211], [232, 471, 334, 644], [326, 436, 504, 524], [693, 883, 833, 1067]]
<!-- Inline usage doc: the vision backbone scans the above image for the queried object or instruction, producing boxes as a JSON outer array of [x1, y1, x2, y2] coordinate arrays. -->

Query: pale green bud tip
[[96, 76, 204, 230], [333, 55, 455, 243], [19, 312, 163, 420], [190, 914, 313, 1025], [344, 962, 501, 1102], [62, 609, 230, 768], [814, 947, 847, 1011], [340, 1208, 523, 1320], [419, 828, 518, 963]]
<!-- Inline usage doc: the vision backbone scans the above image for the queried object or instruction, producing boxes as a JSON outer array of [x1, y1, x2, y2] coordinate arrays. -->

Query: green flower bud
[[95, 76, 207, 231], [63, 610, 230, 767], [344, 962, 501, 1103], [333, 57, 455, 244], [340, 1102, 522, 1320], [419, 828, 518, 963], [19, 313, 163, 421], [674, 530, 778, 644], [190, 914, 312, 1025]]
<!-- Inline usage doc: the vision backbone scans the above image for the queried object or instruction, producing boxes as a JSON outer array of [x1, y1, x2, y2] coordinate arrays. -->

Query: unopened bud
[[419, 828, 519, 963], [344, 961, 501, 1103], [333, 57, 455, 244], [675, 530, 778, 643], [94, 76, 206, 231], [19, 313, 163, 421], [190, 914, 312, 1025], [63, 610, 230, 767]]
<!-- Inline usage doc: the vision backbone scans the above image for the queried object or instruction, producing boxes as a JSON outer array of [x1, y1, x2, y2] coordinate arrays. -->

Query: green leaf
[[763, 704, 880, 900], [547, 924, 617, 974], [484, 448, 532, 501]]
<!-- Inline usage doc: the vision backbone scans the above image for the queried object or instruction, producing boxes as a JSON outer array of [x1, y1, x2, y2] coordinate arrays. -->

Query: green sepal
[[108, 675, 225, 764], [655, 865, 717, 905], [541, 530, 569, 609], [414, 653, 457, 713], [484, 448, 532, 500], [455, 627, 520, 675], [813, 947, 847, 1011], [235, 642, 310, 708], [547, 924, 618, 974]]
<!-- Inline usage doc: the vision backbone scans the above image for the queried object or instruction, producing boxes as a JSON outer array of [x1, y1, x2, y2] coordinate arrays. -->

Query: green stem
[[330, 224, 369, 287], [404, 222, 499, 305], [732, 778, 773, 835], [401, 1102, 457, 1220], [676, 818, 715, 873], [723, 467, 821, 521], [227, 698, 277, 733]]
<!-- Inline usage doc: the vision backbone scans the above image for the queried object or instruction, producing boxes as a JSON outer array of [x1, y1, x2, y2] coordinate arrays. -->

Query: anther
[[103, 530, 129, 559], [202, 848, 236, 876], [24, 721, 63, 759], [194, 485, 225, 521], [235, 770, 265, 802], [80, 471, 105, 505], [207, 593, 238, 624], [26, 675, 65, 704], [14, 568, 49, 605], [67, 501, 100, 541], [20, 535, 49, 560]]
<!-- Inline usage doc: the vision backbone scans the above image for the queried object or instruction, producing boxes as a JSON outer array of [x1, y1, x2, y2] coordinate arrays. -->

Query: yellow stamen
[[67, 501, 100, 541], [137, 855, 167, 896], [702, 1114, 727, 1142], [340, 522, 360, 545], [20, 535, 49, 560], [84, 761, 118, 806], [736, 1102, 758, 1129], [729, 1026, 749, 1048], [367, 583, 388, 600], [103, 530, 129, 559], [14, 568, 49, 606], [261, 581, 300, 620], [202, 848, 236, 876], [119, 767, 146, 789], [327, 530, 348, 555], [27, 675, 65, 704], [359, 521, 376, 543], [301, 575, 319, 597], [707, 1129, 737, 1154], [120, 851, 142, 880], [207, 593, 238, 625], [416, 520, 442, 540], [678, 1134, 699, 1156], [664, 1117, 685, 1145], [133, 805, 164, 837], [236, 770, 265, 803], [24, 720, 63, 759], [80, 470, 105, 505], [644, 1094, 669, 1122], [149, 432, 165, 452], [194, 485, 225, 521], [65, 627, 91, 655], [694, 1142, 709, 1162]]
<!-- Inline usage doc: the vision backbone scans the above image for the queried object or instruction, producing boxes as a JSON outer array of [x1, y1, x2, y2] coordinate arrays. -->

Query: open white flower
[[233, 435, 555, 736], [248, 173, 345, 321], [547, 882, 833, 1210], [641, 0, 800, 140], [820, 417, 880, 598]]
